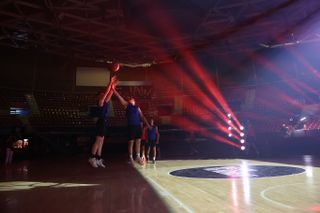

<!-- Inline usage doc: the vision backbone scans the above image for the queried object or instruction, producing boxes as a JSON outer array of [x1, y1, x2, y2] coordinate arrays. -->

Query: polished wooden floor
[[0, 155, 168, 213], [1, 156, 320, 213], [137, 157, 320, 213]]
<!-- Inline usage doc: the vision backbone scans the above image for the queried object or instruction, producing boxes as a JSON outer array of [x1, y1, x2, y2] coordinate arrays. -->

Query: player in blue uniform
[[140, 121, 148, 162], [146, 118, 160, 164], [113, 89, 149, 164], [88, 76, 118, 168]]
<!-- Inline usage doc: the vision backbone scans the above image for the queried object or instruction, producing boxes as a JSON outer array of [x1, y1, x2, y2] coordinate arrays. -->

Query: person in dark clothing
[[88, 76, 118, 168], [113, 89, 149, 164], [5, 127, 22, 165], [5, 135, 15, 165], [140, 121, 148, 161], [146, 118, 160, 164]]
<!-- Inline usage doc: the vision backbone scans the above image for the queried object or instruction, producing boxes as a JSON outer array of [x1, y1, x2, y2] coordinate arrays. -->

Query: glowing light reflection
[[231, 179, 239, 207], [241, 161, 251, 205], [305, 166, 313, 178], [0, 181, 98, 191]]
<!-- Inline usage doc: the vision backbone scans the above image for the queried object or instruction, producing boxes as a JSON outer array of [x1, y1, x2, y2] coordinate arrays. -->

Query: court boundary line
[[260, 182, 319, 210], [147, 176, 194, 213]]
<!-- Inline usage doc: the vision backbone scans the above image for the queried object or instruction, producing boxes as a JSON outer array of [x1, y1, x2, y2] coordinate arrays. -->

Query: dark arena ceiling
[[0, 0, 320, 64]]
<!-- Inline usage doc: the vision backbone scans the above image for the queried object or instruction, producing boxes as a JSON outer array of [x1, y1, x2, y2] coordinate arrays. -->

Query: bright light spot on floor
[[0, 181, 98, 191], [305, 166, 313, 178]]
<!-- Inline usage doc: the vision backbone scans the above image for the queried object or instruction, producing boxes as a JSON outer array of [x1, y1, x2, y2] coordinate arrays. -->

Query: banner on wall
[[76, 67, 110, 86]]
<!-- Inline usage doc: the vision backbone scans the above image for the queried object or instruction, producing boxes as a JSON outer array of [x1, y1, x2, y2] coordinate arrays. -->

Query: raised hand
[[110, 75, 118, 84], [111, 79, 119, 90]]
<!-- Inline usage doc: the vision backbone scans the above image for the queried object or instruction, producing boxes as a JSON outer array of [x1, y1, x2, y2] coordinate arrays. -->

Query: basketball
[[110, 62, 120, 72]]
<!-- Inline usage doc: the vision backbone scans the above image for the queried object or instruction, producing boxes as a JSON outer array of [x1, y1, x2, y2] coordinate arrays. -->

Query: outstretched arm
[[138, 107, 150, 128], [98, 77, 118, 106], [99, 83, 112, 107], [113, 89, 128, 108]]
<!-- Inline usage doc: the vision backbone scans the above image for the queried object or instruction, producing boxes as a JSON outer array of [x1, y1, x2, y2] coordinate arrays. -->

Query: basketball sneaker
[[88, 158, 98, 168], [136, 156, 145, 165], [96, 159, 106, 168]]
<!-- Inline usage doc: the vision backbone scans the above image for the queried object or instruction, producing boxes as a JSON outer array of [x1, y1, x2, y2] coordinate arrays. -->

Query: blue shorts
[[147, 140, 157, 148]]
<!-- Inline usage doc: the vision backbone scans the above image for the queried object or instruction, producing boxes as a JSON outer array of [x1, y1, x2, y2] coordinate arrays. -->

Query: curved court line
[[260, 182, 317, 210], [147, 177, 194, 213]]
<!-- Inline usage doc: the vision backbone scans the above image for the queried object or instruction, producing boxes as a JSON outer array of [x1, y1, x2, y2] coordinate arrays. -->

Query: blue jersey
[[99, 102, 109, 120], [126, 103, 140, 125], [148, 126, 157, 141]]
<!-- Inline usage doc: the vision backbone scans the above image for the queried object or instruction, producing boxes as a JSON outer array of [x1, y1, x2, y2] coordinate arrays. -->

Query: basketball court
[[136, 158, 320, 213], [1, 1, 320, 213], [1, 156, 320, 212]]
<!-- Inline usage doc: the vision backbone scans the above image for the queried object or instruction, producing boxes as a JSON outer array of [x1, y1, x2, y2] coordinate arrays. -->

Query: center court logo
[[169, 165, 305, 179]]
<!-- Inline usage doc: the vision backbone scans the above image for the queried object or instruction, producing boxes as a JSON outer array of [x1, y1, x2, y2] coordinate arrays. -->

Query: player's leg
[[152, 145, 157, 163], [96, 136, 106, 168], [147, 144, 151, 162], [134, 125, 144, 164], [135, 138, 144, 164], [89, 119, 104, 168], [89, 136, 102, 168], [128, 140, 134, 162], [128, 125, 135, 162]]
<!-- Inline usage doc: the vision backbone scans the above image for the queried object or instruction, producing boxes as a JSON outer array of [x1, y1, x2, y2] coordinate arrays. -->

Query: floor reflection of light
[[305, 166, 313, 178], [241, 161, 251, 205], [0, 181, 98, 191], [231, 179, 239, 207], [303, 155, 314, 182]]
